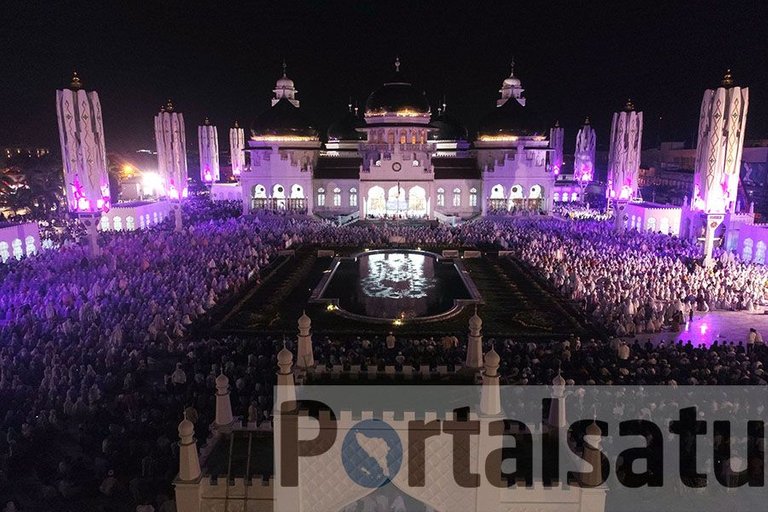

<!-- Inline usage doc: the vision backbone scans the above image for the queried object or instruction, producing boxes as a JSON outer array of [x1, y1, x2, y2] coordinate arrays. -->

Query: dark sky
[[2, 0, 767, 155]]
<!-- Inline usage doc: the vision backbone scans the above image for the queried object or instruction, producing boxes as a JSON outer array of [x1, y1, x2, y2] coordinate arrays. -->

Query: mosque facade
[[230, 60, 564, 221]]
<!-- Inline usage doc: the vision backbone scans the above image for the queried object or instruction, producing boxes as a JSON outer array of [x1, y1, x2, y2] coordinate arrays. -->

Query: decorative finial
[[394, 57, 401, 73], [554, 120, 560, 128], [165, 99, 175, 113], [721, 69, 734, 87], [234, 120, 239, 128], [442, 94, 447, 114], [624, 98, 635, 112], [348, 96, 353, 113], [584, 116, 590, 125], [510, 57, 515, 77], [204, 117, 210, 126], [282, 59, 287, 78], [70, 71, 82, 90]]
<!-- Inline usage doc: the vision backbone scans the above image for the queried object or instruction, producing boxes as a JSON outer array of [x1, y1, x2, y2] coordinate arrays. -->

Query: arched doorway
[[366, 186, 386, 217], [489, 184, 506, 211], [387, 185, 407, 217], [407, 186, 427, 218], [289, 184, 306, 211], [251, 184, 268, 210]]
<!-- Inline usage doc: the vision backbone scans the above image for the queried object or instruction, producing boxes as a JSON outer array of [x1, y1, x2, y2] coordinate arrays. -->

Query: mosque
[[212, 59, 568, 221]]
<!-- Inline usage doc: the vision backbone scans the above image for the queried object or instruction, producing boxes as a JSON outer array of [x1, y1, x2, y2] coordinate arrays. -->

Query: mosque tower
[[198, 117, 220, 183], [573, 117, 596, 185], [154, 99, 189, 200], [273, 61, 299, 107], [607, 100, 643, 232], [549, 121, 564, 176], [56, 71, 111, 255], [56, 72, 111, 214], [229, 121, 245, 177], [497, 59, 525, 107], [689, 70, 748, 263]]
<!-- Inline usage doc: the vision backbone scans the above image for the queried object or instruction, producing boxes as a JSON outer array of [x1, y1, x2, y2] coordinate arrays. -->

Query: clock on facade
[[392, 162, 402, 172]]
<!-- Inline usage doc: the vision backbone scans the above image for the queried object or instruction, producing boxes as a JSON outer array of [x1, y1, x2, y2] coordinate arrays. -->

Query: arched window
[[0, 241, 10, 262], [399, 131, 407, 144], [646, 217, 656, 232], [333, 187, 342, 207], [12, 239, 23, 260], [453, 188, 461, 207], [126, 216, 135, 231], [113, 216, 123, 231], [743, 238, 754, 262], [437, 188, 445, 207], [25, 236, 36, 256], [571, 192, 579, 201], [145, 214, 151, 226], [153, 212, 159, 223], [659, 217, 670, 234], [139, 215, 145, 229], [756, 241, 767, 265], [252, 184, 267, 198], [469, 188, 478, 207], [100, 216, 110, 231], [553, 192, 560, 202], [387, 131, 394, 145], [349, 188, 358, 207], [317, 187, 326, 207]]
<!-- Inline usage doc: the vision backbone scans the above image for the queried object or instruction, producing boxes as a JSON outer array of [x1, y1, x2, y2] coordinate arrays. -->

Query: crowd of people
[[0, 199, 767, 510]]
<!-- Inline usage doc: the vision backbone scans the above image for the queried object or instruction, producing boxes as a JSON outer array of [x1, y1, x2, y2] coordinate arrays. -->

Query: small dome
[[429, 110, 468, 141], [469, 310, 482, 330], [215, 373, 229, 387], [178, 417, 194, 438], [327, 108, 366, 141], [552, 371, 566, 387], [484, 347, 500, 367], [251, 98, 318, 139], [478, 98, 545, 139], [586, 421, 601, 436], [503, 75, 521, 87], [278, 346, 293, 366], [298, 311, 311, 329], [276, 76, 295, 89]]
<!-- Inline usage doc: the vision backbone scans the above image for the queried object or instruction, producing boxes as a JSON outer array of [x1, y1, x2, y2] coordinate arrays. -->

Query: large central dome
[[364, 59, 430, 117], [251, 98, 318, 140]]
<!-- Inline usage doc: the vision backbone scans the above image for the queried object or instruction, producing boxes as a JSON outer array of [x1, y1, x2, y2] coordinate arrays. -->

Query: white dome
[[215, 373, 229, 387], [469, 310, 482, 330], [484, 347, 500, 367], [503, 76, 521, 87], [298, 311, 311, 329], [178, 417, 194, 438], [552, 372, 566, 387], [276, 76, 294, 88], [278, 346, 293, 366]]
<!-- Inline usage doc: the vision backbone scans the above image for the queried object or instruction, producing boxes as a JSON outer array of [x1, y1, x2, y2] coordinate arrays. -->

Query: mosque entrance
[[366, 185, 430, 219]]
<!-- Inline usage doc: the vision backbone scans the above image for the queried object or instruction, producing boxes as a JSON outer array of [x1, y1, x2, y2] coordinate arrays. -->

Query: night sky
[[2, 0, 767, 156]]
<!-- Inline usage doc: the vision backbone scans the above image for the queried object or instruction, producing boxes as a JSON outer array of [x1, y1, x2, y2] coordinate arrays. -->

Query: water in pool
[[321, 251, 471, 319]]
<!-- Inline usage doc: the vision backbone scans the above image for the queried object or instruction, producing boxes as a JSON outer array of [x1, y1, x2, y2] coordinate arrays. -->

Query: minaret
[[465, 307, 483, 369], [174, 412, 201, 511], [296, 311, 314, 368], [550, 120, 564, 176], [198, 117, 220, 183], [547, 371, 567, 428], [229, 121, 245, 177], [691, 70, 748, 264], [479, 347, 501, 415], [607, 99, 643, 232], [56, 72, 110, 256], [574, 117, 596, 185], [272, 61, 299, 107], [275, 344, 296, 409], [580, 421, 605, 487], [214, 372, 234, 432], [154, 99, 189, 201], [497, 59, 525, 107]]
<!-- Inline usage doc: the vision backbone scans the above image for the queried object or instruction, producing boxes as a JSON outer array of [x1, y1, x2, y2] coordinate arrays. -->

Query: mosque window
[[453, 188, 461, 207], [101, 216, 110, 231], [349, 188, 358, 207], [410, 133, 417, 144], [387, 132, 394, 145], [0, 241, 9, 262], [317, 188, 326, 206], [469, 188, 478, 207], [333, 187, 342, 207], [437, 188, 445, 207], [24, 236, 36, 256], [113, 217, 123, 231], [126, 217, 135, 231], [399, 131, 407, 144], [12, 239, 23, 260], [756, 241, 767, 265]]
